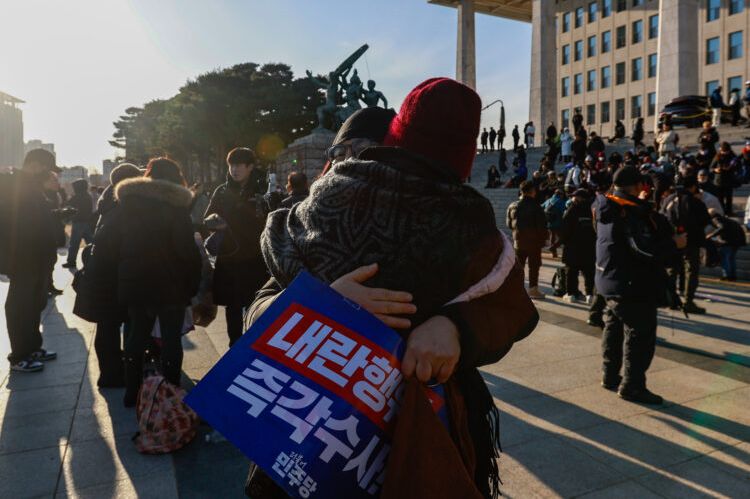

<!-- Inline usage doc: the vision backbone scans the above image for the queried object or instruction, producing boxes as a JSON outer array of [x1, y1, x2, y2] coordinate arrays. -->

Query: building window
[[649, 14, 659, 39], [730, 0, 744, 15], [575, 40, 583, 61], [706, 37, 720, 65], [728, 76, 742, 94], [588, 35, 597, 57], [601, 66, 611, 88], [632, 0, 643, 6], [587, 104, 596, 125], [648, 53, 657, 78], [562, 77, 570, 97], [562, 109, 570, 130], [632, 57, 643, 81], [602, 31, 612, 53], [632, 20, 643, 44], [706, 80, 719, 96], [562, 45, 570, 65], [707, 0, 720, 22], [616, 0, 627, 12], [587, 70, 597, 91], [631, 95, 642, 119], [588, 2, 597, 22], [563, 12, 571, 32], [616, 25, 627, 49], [601, 101, 611, 123], [574, 73, 583, 94], [602, 0, 611, 17], [729, 31, 743, 60], [616, 98, 625, 120], [575, 7, 584, 28], [648, 92, 656, 116], [616, 62, 626, 85]]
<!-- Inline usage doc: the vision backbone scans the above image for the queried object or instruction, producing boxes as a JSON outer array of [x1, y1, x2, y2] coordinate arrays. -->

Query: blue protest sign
[[185, 271, 447, 499]]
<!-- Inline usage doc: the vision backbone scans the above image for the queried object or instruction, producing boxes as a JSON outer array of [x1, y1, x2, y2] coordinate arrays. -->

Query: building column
[[528, 0, 557, 144], [456, 0, 476, 89], [655, 0, 700, 131]]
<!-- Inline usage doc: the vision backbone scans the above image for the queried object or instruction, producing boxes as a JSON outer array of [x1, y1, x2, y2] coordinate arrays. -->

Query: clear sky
[[1, 0, 531, 169]]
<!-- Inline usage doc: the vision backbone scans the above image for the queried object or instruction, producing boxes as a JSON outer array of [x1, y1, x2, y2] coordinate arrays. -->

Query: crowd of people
[[2, 76, 749, 497]]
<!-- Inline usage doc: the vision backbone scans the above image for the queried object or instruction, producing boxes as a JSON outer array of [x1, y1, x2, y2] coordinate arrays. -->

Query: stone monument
[[275, 44, 390, 181]]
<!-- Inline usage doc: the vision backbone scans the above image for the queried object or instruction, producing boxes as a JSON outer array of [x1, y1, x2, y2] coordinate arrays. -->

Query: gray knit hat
[[110, 163, 142, 186]]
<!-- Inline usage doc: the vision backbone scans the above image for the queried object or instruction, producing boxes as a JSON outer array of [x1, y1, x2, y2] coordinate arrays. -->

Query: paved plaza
[[0, 256, 748, 498]]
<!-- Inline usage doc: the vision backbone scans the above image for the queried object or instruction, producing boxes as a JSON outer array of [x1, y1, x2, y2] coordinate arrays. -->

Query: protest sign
[[185, 271, 446, 499]]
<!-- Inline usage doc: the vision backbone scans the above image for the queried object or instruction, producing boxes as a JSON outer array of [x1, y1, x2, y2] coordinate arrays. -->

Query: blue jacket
[[594, 192, 675, 304], [542, 194, 566, 229], [710, 89, 724, 108]]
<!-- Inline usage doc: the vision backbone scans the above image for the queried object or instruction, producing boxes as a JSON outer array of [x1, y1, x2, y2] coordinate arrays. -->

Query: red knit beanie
[[383, 77, 481, 181]]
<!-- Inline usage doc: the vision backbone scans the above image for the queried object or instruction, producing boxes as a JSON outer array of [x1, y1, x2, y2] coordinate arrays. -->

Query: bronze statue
[[362, 79, 388, 108], [306, 44, 388, 130]]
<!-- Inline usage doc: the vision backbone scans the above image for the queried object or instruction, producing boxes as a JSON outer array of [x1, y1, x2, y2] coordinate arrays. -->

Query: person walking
[[507, 181, 548, 299], [480, 128, 489, 153], [542, 188, 566, 258], [596, 167, 677, 404], [204, 147, 269, 347], [710, 86, 725, 127], [512, 124, 520, 151], [62, 179, 94, 269], [561, 189, 596, 303], [489, 126, 497, 152], [98, 158, 201, 406], [1, 149, 61, 372], [632, 117, 645, 149]]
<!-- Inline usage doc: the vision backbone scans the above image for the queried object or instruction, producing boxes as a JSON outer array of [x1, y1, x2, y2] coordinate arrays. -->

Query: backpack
[[133, 373, 199, 454], [551, 267, 567, 297]]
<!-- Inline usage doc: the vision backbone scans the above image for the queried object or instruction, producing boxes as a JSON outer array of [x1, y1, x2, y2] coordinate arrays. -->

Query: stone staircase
[[467, 144, 750, 281]]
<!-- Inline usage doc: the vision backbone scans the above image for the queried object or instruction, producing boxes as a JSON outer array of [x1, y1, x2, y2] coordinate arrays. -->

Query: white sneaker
[[563, 294, 576, 303], [585, 295, 593, 305]]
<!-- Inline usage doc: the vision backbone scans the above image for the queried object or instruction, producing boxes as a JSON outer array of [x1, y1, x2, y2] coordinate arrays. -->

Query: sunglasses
[[326, 139, 377, 164]]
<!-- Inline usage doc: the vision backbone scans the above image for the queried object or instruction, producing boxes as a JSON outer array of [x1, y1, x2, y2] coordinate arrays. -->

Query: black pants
[[126, 306, 185, 386], [601, 299, 657, 390], [565, 264, 594, 296], [226, 305, 246, 347], [5, 270, 47, 363], [717, 186, 734, 215], [517, 247, 542, 288], [95, 319, 126, 383], [589, 293, 606, 322], [669, 245, 700, 303]]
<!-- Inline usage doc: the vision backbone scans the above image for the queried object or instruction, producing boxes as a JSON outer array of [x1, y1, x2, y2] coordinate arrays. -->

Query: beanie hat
[[110, 163, 142, 186], [333, 107, 396, 147], [383, 77, 481, 181], [613, 166, 641, 187]]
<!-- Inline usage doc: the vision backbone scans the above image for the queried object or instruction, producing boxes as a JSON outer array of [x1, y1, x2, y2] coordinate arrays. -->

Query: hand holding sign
[[402, 316, 460, 384]]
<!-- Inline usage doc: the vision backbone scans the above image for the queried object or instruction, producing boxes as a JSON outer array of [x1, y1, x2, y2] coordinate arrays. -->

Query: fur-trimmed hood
[[115, 177, 193, 208]]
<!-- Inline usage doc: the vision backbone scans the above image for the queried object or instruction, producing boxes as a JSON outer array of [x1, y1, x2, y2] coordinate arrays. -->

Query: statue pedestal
[[275, 129, 335, 183]]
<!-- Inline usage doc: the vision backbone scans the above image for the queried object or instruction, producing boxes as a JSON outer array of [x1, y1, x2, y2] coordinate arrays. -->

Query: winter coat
[[587, 137, 605, 156], [0, 172, 58, 277], [594, 191, 677, 304], [99, 177, 202, 308], [205, 170, 269, 306], [699, 128, 720, 157], [711, 150, 737, 188], [661, 191, 711, 248], [94, 184, 118, 232], [506, 196, 548, 251], [560, 132, 573, 156], [542, 193, 566, 230], [572, 137, 587, 163], [656, 130, 678, 155], [708, 215, 747, 247], [561, 200, 596, 268], [710, 89, 724, 108], [279, 190, 309, 209], [67, 180, 94, 224]]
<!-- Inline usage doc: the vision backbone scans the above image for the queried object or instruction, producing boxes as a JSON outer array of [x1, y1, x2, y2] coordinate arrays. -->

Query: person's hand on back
[[401, 316, 460, 384], [330, 263, 416, 330]]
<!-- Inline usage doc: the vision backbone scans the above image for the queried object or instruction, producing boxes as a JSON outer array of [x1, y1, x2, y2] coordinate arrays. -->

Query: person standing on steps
[[572, 109, 583, 136], [489, 126, 497, 152], [710, 86, 725, 127], [512, 124, 520, 151], [480, 127, 489, 153], [204, 147, 269, 347], [507, 181, 548, 300], [1, 149, 61, 373], [498, 125, 506, 149], [595, 167, 677, 405]]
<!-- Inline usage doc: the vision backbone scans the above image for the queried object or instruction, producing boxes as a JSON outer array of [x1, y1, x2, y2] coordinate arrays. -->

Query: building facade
[[431, 0, 750, 139], [0, 91, 24, 168], [24, 139, 55, 156]]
